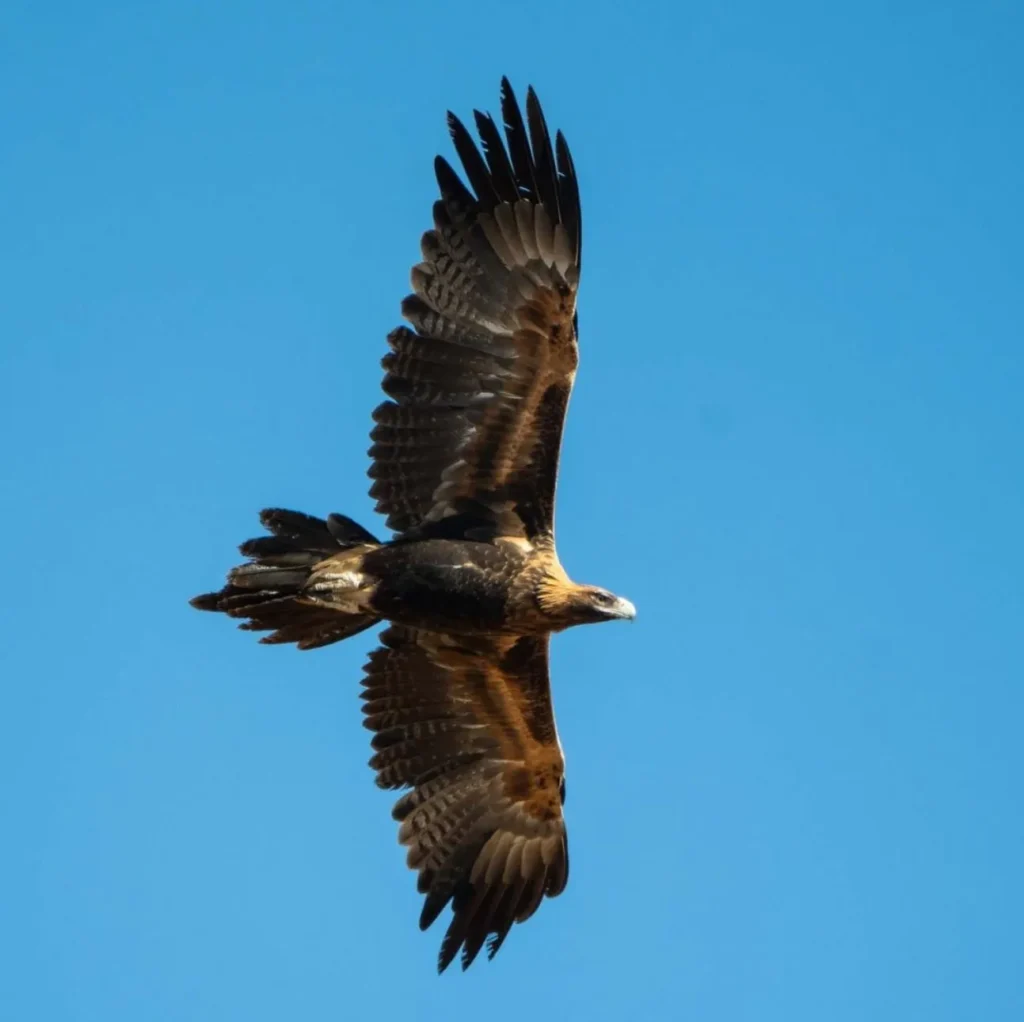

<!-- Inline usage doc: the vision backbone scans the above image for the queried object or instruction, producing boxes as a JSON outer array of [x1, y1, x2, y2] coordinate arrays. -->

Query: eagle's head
[[569, 585, 637, 625]]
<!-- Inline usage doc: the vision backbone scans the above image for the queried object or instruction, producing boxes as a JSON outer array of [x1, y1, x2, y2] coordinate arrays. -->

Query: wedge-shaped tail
[[191, 508, 380, 650]]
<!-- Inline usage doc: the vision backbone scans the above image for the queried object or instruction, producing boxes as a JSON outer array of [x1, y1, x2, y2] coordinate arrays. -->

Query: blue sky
[[2, 1, 1022, 1018]]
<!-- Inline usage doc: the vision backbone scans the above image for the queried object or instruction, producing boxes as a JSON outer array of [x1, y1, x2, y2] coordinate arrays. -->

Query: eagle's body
[[324, 538, 564, 635], [193, 79, 634, 972]]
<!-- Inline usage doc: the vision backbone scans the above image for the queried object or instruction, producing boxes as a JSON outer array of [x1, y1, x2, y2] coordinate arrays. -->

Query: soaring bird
[[192, 78, 635, 972]]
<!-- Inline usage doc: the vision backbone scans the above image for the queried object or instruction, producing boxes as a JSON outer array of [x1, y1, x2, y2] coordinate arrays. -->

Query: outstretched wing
[[362, 626, 568, 972], [369, 78, 582, 540]]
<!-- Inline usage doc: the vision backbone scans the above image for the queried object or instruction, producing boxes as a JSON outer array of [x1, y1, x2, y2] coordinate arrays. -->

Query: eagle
[[192, 78, 635, 972]]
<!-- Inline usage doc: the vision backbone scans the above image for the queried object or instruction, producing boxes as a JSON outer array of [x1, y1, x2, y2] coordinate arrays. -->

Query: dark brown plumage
[[192, 78, 634, 972], [365, 627, 567, 971]]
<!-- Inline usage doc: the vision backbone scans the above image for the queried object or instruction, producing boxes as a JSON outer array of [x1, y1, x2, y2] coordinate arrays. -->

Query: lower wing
[[361, 626, 569, 972]]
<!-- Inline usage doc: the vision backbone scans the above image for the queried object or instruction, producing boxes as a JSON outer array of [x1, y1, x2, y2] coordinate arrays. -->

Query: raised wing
[[362, 626, 568, 972], [369, 78, 582, 539]]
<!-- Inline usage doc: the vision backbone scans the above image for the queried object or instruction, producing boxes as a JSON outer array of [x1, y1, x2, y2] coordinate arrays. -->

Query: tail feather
[[191, 508, 381, 650]]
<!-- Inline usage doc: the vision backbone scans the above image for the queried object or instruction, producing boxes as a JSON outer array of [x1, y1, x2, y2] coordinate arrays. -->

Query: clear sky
[[2, 1, 1022, 1019]]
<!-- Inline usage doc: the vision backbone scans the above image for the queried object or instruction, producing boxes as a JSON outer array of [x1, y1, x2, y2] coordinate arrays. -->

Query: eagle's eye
[[581, 587, 636, 621]]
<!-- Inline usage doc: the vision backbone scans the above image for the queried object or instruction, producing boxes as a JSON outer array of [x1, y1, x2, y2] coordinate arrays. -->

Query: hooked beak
[[609, 596, 637, 621]]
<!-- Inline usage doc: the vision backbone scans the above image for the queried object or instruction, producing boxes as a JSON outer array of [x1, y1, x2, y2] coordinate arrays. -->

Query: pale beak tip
[[616, 597, 637, 621]]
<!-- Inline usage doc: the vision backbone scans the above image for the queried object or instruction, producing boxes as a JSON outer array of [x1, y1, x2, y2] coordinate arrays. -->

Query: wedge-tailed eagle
[[193, 78, 634, 972]]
